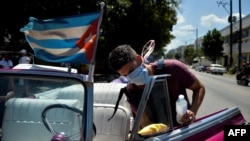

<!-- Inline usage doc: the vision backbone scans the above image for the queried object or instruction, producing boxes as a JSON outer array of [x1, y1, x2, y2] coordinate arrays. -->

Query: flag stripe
[[20, 10, 102, 64], [28, 42, 84, 56], [33, 48, 88, 63], [24, 26, 90, 40], [21, 12, 100, 31], [26, 36, 78, 49]]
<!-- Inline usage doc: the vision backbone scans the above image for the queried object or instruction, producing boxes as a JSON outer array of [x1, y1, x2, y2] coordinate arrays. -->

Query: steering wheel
[[41, 104, 96, 141]]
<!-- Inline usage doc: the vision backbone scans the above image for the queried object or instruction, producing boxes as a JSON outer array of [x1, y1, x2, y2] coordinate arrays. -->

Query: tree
[[196, 47, 204, 58], [0, 0, 97, 51], [97, 0, 180, 65], [202, 28, 224, 63], [0, 0, 180, 73], [166, 49, 176, 59], [184, 45, 195, 65], [174, 52, 181, 60]]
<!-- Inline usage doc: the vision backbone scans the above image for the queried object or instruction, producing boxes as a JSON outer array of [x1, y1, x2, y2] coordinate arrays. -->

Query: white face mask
[[126, 65, 150, 85]]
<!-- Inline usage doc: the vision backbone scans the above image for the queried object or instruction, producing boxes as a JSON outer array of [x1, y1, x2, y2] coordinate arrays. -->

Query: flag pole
[[87, 2, 105, 82]]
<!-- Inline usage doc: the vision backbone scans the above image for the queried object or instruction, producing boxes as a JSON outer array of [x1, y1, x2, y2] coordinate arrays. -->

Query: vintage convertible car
[[0, 3, 248, 140], [0, 63, 249, 141]]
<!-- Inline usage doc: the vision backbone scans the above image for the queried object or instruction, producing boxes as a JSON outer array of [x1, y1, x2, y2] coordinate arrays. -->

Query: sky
[[164, 0, 250, 53]]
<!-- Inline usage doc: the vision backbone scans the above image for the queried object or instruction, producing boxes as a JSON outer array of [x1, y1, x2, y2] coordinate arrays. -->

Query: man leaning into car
[[108, 44, 206, 126]]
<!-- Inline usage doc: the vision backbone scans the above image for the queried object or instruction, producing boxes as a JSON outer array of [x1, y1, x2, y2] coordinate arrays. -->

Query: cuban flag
[[20, 10, 103, 64]]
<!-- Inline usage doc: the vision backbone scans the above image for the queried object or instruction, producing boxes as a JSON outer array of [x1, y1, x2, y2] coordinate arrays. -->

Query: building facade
[[220, 14, 250, 67]]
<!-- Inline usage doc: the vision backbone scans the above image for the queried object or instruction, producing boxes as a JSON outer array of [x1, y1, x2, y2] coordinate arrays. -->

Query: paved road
[[187, 69, 250, 122]]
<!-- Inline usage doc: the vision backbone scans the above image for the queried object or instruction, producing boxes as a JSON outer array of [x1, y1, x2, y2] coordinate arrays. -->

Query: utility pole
[[229, 0, 233, 67], [184, 29, 198, 56], [195, 28, 198, 56], [217, 0, 236, 68], [238, 0, 242, 70], [181, 41, 187, 62]]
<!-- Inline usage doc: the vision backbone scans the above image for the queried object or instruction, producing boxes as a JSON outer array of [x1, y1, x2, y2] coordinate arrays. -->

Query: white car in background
[[206, 64, 226, 75]]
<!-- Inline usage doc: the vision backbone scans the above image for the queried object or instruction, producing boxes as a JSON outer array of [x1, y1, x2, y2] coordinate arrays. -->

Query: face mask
[[126, 65, 150, 85]]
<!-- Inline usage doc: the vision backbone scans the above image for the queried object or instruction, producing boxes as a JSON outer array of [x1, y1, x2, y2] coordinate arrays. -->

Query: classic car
[[0, 63, 249, 141], [0, 3, 248, 140], [206, 64, 226, 75]]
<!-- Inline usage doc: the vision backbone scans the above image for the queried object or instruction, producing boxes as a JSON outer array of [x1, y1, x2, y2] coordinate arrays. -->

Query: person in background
[[108, 44, 205, 126], [19, 49, 31, 64], [0, 54, 13, 69], [18, 49, 31, 97]]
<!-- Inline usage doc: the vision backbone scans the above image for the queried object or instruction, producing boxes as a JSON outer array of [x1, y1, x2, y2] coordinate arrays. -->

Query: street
[[187, 68, 250, 122]]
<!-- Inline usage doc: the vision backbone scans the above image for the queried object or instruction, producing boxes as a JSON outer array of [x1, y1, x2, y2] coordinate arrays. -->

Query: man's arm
[[188, 78, 205, 116], [180, 78, 205, 124]]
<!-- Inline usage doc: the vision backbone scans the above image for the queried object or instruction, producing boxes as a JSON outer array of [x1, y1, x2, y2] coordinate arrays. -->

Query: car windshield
[[0, 75, 84, 99], [0, 73, 86, 141]]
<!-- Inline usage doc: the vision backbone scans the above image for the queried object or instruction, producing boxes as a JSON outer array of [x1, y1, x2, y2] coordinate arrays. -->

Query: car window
[[0, 73, 86, 141], [130, 75, 172, 140]]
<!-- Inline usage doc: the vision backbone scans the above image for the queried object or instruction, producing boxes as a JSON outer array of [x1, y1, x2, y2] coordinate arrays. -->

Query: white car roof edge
[[13, 64, 77, 73]]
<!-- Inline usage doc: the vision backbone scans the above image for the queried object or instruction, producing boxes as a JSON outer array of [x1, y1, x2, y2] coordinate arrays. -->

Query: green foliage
[[184, 45, 195, 65], [0, 0, 98, 48], [175, 52, 181, 60], [1, 0, 180, 72], [98, 0, 179, 57], [228, 65, 237, 74], [202, 28, 224, 63], [196, 47, 204, 57], [166, 50, 176, 59]]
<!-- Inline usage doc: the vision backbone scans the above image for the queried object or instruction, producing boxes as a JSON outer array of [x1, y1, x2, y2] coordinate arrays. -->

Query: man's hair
[[108, 44, 137, 71]]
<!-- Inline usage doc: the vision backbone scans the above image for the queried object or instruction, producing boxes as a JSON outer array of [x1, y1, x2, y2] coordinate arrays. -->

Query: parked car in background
[[192, 57, 211, 70], [206, 64, 226, 75], [195, 65, 207, 72]]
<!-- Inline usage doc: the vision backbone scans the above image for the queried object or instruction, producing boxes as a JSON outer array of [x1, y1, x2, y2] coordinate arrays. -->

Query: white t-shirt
[[0, 59, 13, 68], [19, 56, 31, 64]]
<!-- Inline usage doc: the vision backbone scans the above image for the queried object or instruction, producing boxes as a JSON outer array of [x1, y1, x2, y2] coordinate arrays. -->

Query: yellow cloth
[[138, 123, 168, 136], [128, 123, 169, 139]]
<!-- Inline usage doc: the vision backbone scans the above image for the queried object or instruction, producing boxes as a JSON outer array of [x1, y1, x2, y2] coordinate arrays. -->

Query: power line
[[217, 0, 229, 14]]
